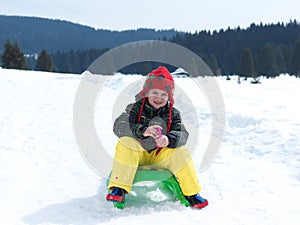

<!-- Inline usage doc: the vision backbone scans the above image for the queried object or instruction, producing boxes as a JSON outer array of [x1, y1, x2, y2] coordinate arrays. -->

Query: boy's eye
[[148, 90, 168, 99]]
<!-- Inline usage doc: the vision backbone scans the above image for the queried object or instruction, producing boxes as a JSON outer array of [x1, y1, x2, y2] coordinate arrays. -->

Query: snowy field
[[0, 68, 299, 225]]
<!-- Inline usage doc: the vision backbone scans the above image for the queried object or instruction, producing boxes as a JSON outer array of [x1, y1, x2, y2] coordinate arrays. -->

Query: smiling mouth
[[154, 100, 162, 105]]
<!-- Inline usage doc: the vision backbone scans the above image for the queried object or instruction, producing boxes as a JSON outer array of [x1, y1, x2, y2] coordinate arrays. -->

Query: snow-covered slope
[[0, 68, 299, 225]]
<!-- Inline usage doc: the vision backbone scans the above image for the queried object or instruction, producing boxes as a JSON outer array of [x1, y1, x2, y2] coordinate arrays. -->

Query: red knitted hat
[[138, 66, 175, 105]]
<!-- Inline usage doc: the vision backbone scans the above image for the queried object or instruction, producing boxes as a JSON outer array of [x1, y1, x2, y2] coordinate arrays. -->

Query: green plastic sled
[[107, 168, 190, 209]]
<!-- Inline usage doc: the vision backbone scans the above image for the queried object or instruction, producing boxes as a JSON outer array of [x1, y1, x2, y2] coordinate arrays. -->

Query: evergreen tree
[[290, 40, 300, 76], [1, 39, 13, 68], [208, 54, 218, 75], [36, 49, 53, 72], [275, 45, 287, 74], [71, 51, 80, 73], [238, 48, 255, 78], [257, 43, 278, 77], [1, 39, 27, 69]]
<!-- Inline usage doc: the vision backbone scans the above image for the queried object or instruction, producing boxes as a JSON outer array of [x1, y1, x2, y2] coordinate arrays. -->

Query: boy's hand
[[143, 125, 162, 139], [155, 135, 169, 147]]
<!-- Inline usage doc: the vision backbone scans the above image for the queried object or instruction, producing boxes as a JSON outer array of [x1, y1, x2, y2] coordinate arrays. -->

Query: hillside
[[0, 15, 178, 53], [1, 16, 300, 76]]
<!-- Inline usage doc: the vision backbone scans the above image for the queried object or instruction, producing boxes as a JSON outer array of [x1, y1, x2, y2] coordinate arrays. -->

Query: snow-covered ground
[[0, 68, 299, 225]]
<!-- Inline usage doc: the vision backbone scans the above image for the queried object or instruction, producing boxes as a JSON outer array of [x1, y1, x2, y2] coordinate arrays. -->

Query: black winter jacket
[[113, 98, 189, 152]]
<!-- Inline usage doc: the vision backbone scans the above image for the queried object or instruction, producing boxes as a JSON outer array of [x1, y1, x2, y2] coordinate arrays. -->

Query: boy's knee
[[117, 136, 144, 152], [174, 146, 192, 158], [168, 146, 193, 169]]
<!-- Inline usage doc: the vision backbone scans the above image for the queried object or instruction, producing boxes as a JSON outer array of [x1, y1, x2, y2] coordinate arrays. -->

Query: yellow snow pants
[[108, 136, 201, 196]]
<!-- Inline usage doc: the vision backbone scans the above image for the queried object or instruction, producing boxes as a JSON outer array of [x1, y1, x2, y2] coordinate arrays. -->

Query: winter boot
[[106, 187, 126, 203], [185, 194, 208, 209]]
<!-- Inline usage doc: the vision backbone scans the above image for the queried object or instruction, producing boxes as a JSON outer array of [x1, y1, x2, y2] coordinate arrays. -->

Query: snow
[[0, 68, 299, 225]]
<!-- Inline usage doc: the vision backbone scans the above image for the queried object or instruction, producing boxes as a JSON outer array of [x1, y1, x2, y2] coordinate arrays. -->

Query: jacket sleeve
[[113, 103, 133, 138], [166, 108, 189, 148], [113, 102, 147, 139]]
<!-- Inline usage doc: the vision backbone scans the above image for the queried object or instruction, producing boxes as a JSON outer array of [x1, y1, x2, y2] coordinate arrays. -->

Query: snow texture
[[0, 68, 299, 225]]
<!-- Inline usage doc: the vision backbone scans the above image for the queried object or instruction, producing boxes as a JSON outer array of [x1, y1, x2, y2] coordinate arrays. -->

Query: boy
[[106, 66, 208, 209]]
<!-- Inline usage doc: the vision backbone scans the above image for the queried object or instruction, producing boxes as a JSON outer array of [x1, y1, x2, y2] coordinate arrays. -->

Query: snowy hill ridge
[[0, 68, 299, 225]]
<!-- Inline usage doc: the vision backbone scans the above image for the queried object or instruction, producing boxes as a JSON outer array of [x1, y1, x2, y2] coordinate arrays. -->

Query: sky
[[1, 0, 300, 32]]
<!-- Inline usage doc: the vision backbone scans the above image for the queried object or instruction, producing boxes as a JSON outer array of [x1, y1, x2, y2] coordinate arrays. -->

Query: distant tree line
[[50, 48, 109, 73], [170, 20, 300, 77], [48, 20, 300, 77], [1, 21, 300, 77]]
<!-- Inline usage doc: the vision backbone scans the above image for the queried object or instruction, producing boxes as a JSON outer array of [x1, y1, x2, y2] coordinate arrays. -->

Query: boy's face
[[146, 89, 169, 109]]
